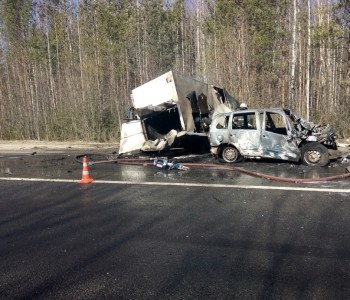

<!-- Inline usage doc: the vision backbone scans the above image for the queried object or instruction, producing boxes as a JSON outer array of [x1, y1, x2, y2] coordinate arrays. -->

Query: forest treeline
[[0, 0, 349, 141]]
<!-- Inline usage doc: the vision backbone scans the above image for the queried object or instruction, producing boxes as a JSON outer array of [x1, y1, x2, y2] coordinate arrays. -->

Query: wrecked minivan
[[209, 108, 338, 166]]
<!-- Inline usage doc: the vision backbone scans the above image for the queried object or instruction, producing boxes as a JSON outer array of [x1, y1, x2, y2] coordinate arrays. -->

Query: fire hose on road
[[75, 154, 350, 183]]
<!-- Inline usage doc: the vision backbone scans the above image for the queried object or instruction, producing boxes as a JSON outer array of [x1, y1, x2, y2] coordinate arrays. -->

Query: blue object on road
[[153, 159, 189, 171]]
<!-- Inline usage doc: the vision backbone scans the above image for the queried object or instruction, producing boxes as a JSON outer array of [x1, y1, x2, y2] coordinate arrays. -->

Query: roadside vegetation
[[0, 0, 349, 141]]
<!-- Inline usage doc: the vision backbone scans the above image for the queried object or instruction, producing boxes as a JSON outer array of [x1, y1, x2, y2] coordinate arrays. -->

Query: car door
[[260, 110, 300, 161], [228, 111, 262, 156], [209, 113, 231, 147]]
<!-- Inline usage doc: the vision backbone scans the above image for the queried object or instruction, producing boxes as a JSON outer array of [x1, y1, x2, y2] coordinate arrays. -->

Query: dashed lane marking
[[0, 177, 349, 193]]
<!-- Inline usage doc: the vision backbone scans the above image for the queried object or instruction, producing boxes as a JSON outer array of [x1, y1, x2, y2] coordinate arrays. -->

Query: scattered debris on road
[[153, 158, 189, 171]]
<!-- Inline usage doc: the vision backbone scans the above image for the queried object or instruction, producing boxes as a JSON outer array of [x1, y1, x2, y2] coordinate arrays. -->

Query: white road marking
[[0, 177, 349, 193]]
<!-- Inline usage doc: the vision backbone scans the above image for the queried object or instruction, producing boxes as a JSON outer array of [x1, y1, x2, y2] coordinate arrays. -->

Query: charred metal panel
[[230, 131, 262, 156], [227, 111, 262, 155], [172, 72, 208, 132], [260, 132, 300, 161], [283, 108, 337, 149], [143, 107, 182, 140], [197, 93, 209, 114], [260, 110, 300, 161], [119, 120, 146, 154]]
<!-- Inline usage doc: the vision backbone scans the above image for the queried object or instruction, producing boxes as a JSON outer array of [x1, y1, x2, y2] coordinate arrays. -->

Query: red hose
[[181, 163, 350, 183], [112, 159, 350, 183]]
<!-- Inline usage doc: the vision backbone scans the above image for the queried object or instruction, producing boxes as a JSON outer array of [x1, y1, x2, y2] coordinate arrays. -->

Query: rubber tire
[[301, 142, 329, 167], [219, 145, 242, 163]]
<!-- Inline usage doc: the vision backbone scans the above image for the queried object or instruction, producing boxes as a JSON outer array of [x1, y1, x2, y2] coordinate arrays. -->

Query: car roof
[[214, 108, 286, 119], [232, 108, 284, 114]]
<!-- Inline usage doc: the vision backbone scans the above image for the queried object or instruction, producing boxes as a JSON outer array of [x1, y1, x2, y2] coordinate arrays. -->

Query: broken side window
[[216, 115, 229, 129], [232, 112, 257, 129], [265, 112, 287, 135]]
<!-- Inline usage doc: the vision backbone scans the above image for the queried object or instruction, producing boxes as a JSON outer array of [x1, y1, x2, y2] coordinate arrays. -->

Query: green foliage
[[312, 20, 345, 48], [1, 0, 32, 44], [27, 30, 46, 62], [48, 110, 79, 141], [213, 0, 241, 27]]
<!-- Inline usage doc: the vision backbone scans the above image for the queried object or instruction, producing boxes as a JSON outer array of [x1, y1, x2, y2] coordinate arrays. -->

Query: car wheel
[[301, 142, 329, 167], [220, 145, 241, 163]]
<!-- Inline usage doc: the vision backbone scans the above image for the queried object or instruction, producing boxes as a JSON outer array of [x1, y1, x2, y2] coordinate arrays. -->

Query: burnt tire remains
[[301, 142, 330, 167], [220, 145, 241, 163]]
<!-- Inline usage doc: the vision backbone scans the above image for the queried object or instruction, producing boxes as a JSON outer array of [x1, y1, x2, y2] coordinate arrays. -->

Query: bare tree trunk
[[316, 0, 325, 112], [181, 10, 185, 74], [77, 4, 85, 107], [347, 32, 350, 99], [326, 1, 333, 113], [213, 2, 219, 83], [306, 0, 311, 120], [46, 11, 56, 113], [54, 18, 62, 113], [195, 0, 206, 80], [290, 0, 297, 107], [29, 64, 40, 140]]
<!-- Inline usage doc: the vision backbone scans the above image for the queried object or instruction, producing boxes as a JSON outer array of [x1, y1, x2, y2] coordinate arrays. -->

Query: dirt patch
[[1, 139, 349, 156], [0, 140, 118, 153]]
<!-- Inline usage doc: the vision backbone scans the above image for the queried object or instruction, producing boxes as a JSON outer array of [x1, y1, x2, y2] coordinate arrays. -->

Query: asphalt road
[[0, 153, 349, 299]]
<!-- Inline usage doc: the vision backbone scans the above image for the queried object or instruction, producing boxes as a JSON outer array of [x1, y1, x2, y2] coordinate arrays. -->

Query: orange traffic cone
[[79, 156, 94, 183]]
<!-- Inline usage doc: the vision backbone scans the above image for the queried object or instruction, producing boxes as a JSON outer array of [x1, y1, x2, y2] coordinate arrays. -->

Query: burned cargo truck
[[119, 71, 239, 154]]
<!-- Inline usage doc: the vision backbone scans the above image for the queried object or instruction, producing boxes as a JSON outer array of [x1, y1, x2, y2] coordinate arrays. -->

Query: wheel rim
[[305, 150, 321, 164], [223, 147, 238, 162]]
